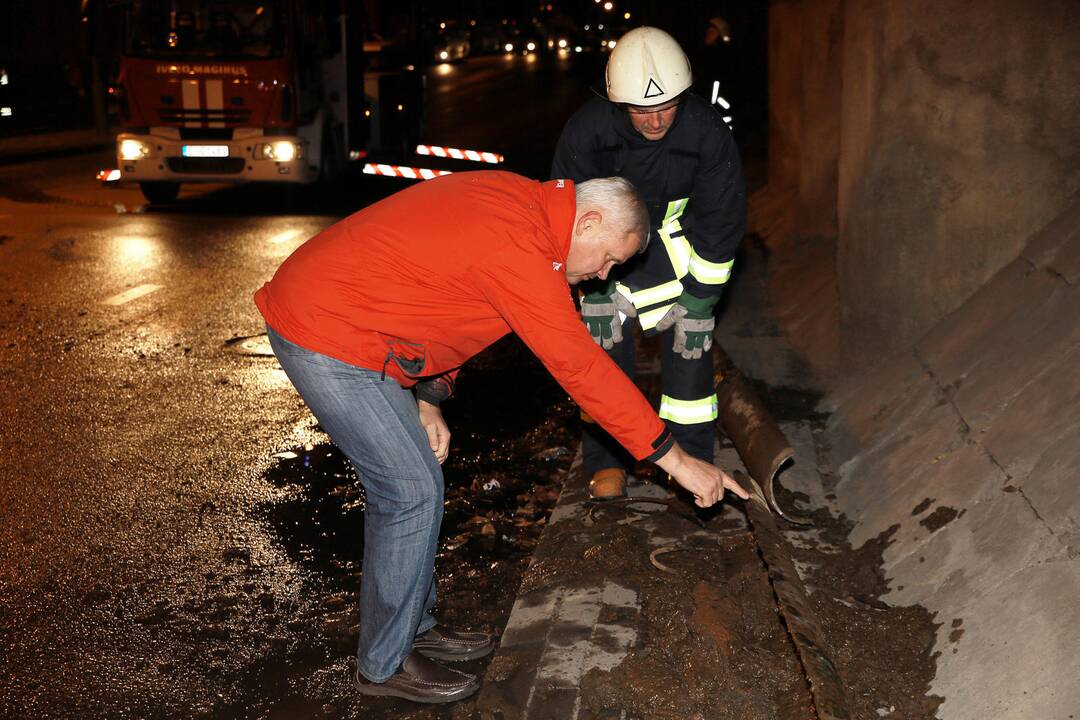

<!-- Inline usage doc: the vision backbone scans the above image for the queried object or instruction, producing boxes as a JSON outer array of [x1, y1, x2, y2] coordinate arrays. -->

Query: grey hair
[[575, 177, 651, 254]]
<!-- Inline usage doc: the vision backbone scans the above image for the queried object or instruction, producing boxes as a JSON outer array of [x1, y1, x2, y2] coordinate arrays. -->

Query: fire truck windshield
[[125, 0, 285, 60]]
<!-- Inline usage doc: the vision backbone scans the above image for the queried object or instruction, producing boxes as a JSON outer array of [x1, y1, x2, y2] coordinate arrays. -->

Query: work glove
[[580, 282, 637, 349], [654, 291, 719, 360]]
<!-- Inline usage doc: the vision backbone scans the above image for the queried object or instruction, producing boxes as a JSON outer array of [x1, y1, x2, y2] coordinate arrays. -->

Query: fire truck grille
[[166, 157, 246, 175], [158, 109, 252, 125]]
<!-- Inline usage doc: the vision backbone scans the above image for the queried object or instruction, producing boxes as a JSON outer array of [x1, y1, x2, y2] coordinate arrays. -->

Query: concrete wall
[[767, 0, 803, 189], [820, 194, 1080, 720], [770, 0, 1080, 365], [796, 0, 844, 241], [760, 4, 1080, 715]]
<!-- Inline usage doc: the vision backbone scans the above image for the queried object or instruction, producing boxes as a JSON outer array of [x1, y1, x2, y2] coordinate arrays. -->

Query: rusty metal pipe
[[714, 345, 810, 525], [733, 471, 852, 720]]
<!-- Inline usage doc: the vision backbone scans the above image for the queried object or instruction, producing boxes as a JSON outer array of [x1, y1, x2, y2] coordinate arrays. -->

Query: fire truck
[[108, 0, 423, 203]]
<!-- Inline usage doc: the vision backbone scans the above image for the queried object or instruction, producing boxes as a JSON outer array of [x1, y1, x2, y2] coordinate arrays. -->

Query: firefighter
[[552, 26, 747, 500], [255, 170, 748, 704]]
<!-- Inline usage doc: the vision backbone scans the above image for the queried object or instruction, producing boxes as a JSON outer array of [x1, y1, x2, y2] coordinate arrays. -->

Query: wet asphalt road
[[0, 52, 602, 719]]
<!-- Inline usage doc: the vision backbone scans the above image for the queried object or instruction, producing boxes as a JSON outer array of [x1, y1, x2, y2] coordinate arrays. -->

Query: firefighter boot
[[589, 468, 628, 500]]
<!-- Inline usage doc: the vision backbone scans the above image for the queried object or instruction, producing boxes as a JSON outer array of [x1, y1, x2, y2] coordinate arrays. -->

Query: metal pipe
[[733, 471, 852, 719], [714, 345, 810, 525]]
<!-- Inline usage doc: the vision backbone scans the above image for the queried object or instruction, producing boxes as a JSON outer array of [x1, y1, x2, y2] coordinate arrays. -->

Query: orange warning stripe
[[362, 163, 453, 180], [415, 145, 504, 164]]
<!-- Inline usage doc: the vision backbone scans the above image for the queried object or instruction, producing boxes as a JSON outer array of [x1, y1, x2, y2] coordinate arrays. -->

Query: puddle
[[261, 446, 366, 576]]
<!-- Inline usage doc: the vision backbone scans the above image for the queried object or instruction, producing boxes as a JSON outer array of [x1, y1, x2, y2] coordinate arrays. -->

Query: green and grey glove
[[654, 291, 719, 360], [580, 282, 637, 349]]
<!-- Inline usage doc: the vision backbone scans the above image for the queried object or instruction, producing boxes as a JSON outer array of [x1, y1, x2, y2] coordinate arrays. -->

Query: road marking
[[102, 284, 163, 306]]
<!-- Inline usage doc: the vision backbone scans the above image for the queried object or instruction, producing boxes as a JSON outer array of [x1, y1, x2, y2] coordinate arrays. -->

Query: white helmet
[[606, 27, 692, 106]]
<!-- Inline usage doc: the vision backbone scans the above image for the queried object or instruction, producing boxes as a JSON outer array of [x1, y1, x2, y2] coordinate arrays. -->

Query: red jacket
[[254, 170, 673, 461]]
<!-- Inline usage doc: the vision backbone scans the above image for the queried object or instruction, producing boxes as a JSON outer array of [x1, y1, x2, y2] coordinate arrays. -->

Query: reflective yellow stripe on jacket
[[688, 250, 733, 285], [625, 199, 733, 330], [658, 394, 719, 424], [659, 198, 692, 279]]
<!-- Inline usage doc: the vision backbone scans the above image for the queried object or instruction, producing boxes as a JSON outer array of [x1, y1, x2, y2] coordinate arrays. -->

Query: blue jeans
[[267, 326, 442, 682]]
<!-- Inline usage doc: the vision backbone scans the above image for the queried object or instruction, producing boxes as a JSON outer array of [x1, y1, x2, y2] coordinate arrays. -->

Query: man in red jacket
[[255, 170, 747, 704]]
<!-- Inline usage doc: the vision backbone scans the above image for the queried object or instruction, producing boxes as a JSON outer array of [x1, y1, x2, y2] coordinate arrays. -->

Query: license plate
[[181, 145, 229, 158]]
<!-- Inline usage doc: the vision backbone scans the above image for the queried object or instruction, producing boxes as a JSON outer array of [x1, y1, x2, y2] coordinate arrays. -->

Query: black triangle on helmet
[[643, 77, 664, 99]]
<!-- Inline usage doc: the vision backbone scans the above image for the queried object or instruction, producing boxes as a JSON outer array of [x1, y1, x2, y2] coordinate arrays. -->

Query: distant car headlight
[[504, 43, 514, 52], [255, 141, 302, 162], [119, 139, 151, 160], [439, 50, 449, 60], [0, 69, 9, 86], [526, 41, 536, 51]]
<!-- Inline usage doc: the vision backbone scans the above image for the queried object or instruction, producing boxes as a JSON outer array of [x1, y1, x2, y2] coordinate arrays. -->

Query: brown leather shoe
[[413, 624, 495, 661], [589, 468, 627, 500], [355, 651, 479, 704]]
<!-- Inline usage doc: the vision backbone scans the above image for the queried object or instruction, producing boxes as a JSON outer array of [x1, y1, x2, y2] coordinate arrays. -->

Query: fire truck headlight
[[256, 141, 302, 162], [119, 139, 151, 160]]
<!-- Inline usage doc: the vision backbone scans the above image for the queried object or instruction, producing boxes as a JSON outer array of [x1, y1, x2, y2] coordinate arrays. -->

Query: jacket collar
[[539, 178, 576, 263]]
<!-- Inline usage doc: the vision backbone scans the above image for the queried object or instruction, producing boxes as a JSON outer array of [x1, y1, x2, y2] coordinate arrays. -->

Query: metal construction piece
[[649, 546, 680, 574], [224, 334, 275, 357], [733, 471, 852, 720], [714, 347, 811, 525]]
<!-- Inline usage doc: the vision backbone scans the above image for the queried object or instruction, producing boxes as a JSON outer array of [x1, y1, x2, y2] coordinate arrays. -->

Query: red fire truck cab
[[112, 0, 422, 202]]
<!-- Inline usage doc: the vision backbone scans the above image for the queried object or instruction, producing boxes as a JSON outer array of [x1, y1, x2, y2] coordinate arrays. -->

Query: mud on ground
[[244, 337, 941, 719], [559, 462, 942, 720]]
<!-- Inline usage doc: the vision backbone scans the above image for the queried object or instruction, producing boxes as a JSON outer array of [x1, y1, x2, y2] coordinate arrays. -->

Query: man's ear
[[574, 209, 602, 237]]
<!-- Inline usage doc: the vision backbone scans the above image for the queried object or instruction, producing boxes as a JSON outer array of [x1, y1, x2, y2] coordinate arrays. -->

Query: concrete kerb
[[475, 446, 748, 720], [475, 451, 648, 720]]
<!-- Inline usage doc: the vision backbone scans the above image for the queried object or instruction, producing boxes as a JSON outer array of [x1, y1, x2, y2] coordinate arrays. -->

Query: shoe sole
[[355, 678, 480, 704], [415, 643, 495, 662]]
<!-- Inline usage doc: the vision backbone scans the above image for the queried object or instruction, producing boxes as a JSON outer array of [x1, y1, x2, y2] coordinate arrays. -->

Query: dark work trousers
[[581, 318, 717, 474]]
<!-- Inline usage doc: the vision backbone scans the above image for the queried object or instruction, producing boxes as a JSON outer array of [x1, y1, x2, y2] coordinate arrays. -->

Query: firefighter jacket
[[254, 170, 673, 462], [551, 93, 746, 331]]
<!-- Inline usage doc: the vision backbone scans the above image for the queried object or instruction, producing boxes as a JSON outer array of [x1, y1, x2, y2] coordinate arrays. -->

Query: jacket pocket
[[378, 335, 427, 378]]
